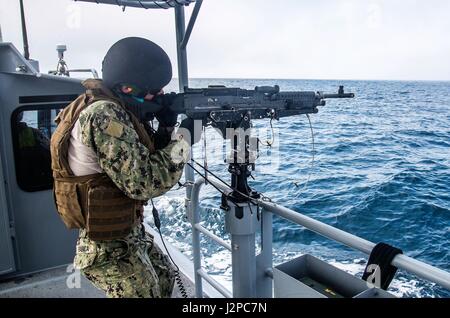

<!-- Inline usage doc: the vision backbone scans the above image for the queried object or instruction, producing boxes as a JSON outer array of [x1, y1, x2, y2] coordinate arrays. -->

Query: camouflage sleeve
[[78, 100, 190, 201]]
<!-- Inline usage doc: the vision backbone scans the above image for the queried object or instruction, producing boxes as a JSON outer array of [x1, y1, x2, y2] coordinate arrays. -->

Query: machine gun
[[137, 85, 354, 203], [138, 85, 354, 133]]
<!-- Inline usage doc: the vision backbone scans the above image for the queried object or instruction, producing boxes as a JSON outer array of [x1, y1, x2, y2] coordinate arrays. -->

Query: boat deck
[[0, 225, 199, 298], [0, 265, 194, 298]]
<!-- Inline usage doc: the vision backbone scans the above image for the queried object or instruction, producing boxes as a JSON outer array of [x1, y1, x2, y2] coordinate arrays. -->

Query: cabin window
[[11, 107, 62, 192]]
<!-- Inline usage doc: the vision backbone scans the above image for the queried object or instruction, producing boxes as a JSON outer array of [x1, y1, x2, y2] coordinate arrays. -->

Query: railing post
[[225, 202, 261, 298], [174, 5, 189, 91], [174, 4, 195, 202], [256, 209, 273, 297], [189, 179, 205, 297]]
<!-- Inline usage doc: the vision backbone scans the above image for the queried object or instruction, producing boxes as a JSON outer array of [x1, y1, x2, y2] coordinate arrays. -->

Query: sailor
[[50, 37, 194, 298]]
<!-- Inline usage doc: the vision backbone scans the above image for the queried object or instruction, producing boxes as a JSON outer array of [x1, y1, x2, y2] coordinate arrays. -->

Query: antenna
[[19, 0, 30, 60]]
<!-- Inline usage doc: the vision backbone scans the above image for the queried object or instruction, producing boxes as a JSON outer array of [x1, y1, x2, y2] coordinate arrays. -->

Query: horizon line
[[173, 77, 450, 83]]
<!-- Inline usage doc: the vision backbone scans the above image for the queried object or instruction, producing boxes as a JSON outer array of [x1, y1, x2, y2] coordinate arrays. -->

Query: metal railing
[[188, 178, 450, 298]]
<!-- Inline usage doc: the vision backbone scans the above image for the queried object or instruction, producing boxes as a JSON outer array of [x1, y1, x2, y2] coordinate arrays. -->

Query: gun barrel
[[323, 85, 355, 99], [323, 92, 355, 99]]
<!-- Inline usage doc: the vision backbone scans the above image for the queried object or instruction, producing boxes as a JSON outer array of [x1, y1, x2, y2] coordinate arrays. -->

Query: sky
[[1, 0, 450, 81]]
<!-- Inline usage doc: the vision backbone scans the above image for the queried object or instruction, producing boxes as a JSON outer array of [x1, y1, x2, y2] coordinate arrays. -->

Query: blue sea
[[147, 79, 450, 298]]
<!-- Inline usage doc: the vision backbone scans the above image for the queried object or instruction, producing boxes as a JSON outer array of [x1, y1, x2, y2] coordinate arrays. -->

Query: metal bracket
[[180, 0, 203, 49]]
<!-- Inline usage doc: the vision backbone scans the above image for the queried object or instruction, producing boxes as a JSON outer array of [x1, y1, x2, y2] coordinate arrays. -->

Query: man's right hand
[[155, 107, 178, 128]]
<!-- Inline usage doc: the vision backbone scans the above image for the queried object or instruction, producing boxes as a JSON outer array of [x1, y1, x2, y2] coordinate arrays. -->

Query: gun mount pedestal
[[225, 203, 260, 297], [224, 197, 273, 298], [222, 121, 273, 298]]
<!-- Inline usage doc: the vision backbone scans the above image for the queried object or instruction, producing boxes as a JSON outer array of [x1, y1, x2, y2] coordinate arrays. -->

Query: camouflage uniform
[[72, 100, 189, 298]]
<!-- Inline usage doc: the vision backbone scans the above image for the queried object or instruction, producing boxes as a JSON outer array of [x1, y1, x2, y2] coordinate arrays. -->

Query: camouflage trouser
[[74, 224, 175, 298]]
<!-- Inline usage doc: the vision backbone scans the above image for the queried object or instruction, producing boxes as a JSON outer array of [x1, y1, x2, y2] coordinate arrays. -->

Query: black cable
[[258, 117, 275, 147], [190, 159, 273, 204], [190, 159, 254, 201], [175, 180, 194, 190], [160, 0, 177, 8], [191, 159, 230, 190], [186, 162, 230, 198], [150, 199, 188, 298], [160, 0, 173, 8], [202, 125, 208, 185], [293, 114, 316, 197], [153, 1, 165, 9], [138, 0, 148, 9]]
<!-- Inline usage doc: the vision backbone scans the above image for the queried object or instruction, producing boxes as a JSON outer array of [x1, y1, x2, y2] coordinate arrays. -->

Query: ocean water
[[146, 79, 450, 298]]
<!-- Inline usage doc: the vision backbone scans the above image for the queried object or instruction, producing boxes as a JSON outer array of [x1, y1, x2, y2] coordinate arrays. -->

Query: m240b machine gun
[[140, 85, 354, 132], [138, 85, 354, 202]]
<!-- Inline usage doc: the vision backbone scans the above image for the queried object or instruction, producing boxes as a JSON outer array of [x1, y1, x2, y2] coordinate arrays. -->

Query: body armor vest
[[50, 79, 155, 241]]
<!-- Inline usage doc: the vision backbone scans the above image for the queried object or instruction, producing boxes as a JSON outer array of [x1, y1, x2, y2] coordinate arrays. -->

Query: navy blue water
[[153, 79, 450, 298]]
